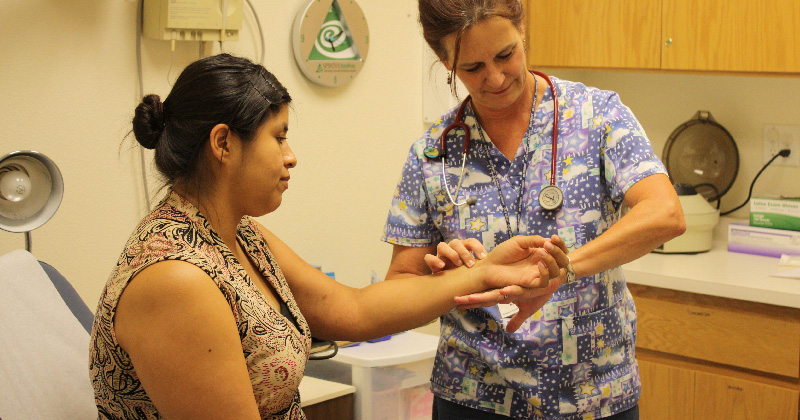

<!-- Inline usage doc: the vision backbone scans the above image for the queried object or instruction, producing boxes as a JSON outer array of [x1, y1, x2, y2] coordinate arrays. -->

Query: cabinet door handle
[[687, 310, 711, 317], [664, 38, 673, 47]]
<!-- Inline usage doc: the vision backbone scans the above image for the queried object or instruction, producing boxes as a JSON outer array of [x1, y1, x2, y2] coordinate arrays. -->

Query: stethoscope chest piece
[[539, 184, 564, 211]]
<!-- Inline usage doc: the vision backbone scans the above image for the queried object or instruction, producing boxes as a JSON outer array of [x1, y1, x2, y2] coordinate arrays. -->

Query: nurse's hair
[[418, 0, 524, 96], [132, 53, 291, 190]]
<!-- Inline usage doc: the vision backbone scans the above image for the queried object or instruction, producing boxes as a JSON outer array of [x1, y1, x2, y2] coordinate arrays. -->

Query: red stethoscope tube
[[428, 70, 563, 210], [437, 70, 559, 186]]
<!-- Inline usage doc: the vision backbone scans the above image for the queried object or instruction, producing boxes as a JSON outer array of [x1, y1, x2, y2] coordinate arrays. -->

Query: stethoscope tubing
[[436, 70, 559, 206], [531, 70, 559, 187]]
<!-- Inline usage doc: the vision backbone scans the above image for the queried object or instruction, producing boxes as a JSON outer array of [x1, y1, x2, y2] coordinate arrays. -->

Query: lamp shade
[[0, 151, 64, 233]]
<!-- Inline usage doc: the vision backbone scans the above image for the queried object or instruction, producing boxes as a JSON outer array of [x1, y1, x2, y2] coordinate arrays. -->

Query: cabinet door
[[637, 359, 695, 420], [662, 0, 800, 73], [694, 371, 800, 420], [526, 0, 661, 69]]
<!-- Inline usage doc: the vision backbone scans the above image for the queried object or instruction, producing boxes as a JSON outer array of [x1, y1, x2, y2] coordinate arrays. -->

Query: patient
[[88, 53, 568, 420]]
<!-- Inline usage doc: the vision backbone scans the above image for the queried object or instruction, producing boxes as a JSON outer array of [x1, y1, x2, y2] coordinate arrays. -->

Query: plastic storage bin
[[305, 331, 439, 420]]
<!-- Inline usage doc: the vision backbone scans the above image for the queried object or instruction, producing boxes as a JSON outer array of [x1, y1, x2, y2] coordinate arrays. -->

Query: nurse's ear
[[518, 24, 526, 52], [208, 123, 231, 163]]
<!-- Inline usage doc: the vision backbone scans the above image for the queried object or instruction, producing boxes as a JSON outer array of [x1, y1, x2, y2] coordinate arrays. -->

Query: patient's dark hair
[[132, 53, 291, 191]]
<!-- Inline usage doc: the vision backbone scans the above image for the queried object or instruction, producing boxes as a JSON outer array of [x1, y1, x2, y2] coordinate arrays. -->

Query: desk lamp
[[0, 151, 64, 252]]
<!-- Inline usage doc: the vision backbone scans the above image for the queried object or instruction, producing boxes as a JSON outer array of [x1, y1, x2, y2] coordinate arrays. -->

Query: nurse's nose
[[485, 64, 505, 89]]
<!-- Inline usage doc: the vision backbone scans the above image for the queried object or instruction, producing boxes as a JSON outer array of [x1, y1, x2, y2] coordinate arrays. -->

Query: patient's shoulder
[[115, 260, 230, 348]]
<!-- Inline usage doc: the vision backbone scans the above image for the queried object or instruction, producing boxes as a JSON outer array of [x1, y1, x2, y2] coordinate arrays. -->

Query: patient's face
[[230, 105, 296, 216]]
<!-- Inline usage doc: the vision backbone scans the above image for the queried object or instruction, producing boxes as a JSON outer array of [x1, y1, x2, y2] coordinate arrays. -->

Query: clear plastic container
[[304, 331, 439, 420]]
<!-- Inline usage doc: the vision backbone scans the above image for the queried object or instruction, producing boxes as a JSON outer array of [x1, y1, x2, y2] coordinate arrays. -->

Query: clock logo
[[293, 0, 369, 87]]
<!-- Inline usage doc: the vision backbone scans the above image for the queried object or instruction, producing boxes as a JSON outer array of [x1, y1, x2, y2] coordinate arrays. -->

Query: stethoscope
[[423, 70, 564, 212]]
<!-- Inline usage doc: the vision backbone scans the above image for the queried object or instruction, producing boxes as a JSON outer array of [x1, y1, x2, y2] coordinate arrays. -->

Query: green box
[[749, 196, 800, 231]]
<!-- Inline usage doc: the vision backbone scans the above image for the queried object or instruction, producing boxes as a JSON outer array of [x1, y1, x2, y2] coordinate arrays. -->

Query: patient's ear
[[208, 124, 231, 163]]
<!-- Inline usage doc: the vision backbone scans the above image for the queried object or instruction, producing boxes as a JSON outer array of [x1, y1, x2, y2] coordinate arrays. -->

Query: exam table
[[0, 249, 97, 419]]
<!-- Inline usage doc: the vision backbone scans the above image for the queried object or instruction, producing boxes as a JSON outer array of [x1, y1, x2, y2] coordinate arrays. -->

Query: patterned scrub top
[[383, 77, 667, 419], [90, 191, 311, 420]]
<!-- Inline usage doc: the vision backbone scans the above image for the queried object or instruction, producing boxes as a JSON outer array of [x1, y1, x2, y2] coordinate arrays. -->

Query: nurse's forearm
[[569, 180, 685, 279]]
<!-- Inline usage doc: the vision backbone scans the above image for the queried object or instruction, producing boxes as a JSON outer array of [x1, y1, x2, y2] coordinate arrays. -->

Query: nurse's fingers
[[435, 238, 487, 269], [537, 250, 559, 285], [423, 253, 447, 273], [454, 288, 511, 309]]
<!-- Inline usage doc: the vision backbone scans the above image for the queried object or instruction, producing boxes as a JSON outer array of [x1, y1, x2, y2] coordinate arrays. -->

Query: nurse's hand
[[455, 235, 570, 333], [424, 238, 487, 273]]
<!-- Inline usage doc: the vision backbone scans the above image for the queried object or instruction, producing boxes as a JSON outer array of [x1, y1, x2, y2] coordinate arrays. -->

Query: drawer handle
[[687, 310, 711, 317], [727, 385, 743, 392]]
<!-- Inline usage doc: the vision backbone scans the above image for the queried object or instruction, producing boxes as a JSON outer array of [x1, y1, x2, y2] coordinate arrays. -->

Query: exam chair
[[0, 249, 97, 419]]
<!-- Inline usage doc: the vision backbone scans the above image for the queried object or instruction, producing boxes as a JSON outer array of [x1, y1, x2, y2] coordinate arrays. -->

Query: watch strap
[[565, 254, 576, 283]]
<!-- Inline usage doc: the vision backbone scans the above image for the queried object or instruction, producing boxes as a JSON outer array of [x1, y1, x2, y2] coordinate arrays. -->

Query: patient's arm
[[114, 260, 261, 420]]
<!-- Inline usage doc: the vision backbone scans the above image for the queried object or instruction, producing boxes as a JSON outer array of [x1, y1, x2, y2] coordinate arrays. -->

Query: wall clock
[[292, 0, 369, 87]]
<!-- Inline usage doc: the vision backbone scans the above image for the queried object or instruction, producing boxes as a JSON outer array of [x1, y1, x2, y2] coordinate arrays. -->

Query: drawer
[[694, 371, 800, 420], [638, 359, 694, 420], [633, 293, 800, 378]]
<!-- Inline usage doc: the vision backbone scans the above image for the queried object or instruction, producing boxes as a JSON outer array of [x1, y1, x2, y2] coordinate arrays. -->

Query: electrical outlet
[[763, 124, 800, 167]]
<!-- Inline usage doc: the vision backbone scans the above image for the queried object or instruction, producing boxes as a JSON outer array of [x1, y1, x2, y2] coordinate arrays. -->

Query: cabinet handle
[[664, 38, 673, 47], [687, 310, 711, 317]]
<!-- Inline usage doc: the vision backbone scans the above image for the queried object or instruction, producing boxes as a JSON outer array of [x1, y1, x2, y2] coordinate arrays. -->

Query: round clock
[[292, 0, 369, 87]]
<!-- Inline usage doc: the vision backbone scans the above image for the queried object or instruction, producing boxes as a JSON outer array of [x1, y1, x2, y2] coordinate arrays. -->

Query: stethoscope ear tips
[[466, 196, 477, 205]]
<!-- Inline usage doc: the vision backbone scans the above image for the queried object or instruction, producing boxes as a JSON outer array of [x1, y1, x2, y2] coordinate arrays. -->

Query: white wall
[[1, 1, 798, 312], [0, 0, 426, 308], [568, 70, 800, 211]]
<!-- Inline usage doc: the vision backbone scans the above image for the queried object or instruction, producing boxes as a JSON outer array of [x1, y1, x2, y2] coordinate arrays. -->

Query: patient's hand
[[453, 235, 570, 333]]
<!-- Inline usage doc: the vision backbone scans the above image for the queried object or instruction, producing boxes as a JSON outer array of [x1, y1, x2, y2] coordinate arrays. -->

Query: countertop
[[623, 218, 800, 308], [298, 376, 355, 407]]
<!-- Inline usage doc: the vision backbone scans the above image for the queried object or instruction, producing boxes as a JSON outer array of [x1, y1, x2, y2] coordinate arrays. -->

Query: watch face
[[292, 0, 369, 87], [539, 185, 564, 211]]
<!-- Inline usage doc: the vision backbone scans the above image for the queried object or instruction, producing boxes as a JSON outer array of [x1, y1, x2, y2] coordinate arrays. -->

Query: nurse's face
[[443, 17, 528, 113]]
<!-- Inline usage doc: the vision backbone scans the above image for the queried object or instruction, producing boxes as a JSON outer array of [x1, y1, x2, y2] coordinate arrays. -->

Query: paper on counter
[[770, 267, 800, 279]]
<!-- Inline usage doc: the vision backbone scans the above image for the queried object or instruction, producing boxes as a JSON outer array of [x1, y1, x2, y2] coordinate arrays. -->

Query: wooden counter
[[623, 219, 800, 419]]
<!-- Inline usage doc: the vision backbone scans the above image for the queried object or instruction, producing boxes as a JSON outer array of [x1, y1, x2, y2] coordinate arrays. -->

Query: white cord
[[245, 0, 266, 65], [136, 0, 152, 211]]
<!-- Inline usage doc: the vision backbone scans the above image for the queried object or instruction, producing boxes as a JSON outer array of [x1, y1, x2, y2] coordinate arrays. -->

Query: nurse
[[382, 1, 686, 419]]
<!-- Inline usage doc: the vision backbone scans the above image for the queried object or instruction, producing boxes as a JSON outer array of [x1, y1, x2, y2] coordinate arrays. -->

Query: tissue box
[[728, 222, 800, 258], [750, 197, 800, 231]]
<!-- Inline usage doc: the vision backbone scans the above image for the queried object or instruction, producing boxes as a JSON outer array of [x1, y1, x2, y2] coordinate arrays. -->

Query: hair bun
[[132, 94, 166, 150]]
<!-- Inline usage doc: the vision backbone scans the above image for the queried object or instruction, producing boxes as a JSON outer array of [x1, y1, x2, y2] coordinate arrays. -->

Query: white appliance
[[653, 185, 719, 254]]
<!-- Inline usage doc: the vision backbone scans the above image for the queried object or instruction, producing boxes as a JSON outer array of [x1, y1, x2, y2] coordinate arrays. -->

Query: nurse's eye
[[276, 136, 287, 144], [463, 64, 482, 73], [497, 50, 513, 60]]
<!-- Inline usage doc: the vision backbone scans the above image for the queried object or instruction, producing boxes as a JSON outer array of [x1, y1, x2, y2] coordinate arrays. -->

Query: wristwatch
[[565, 254, 576, 284]]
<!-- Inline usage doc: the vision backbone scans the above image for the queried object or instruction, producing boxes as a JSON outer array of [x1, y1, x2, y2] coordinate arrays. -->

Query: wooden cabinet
[[662, 0, 800, 73], [525, 0, 661, 69], [304, 394, 354, 420], [638, 359, 694, 420], [694, 371, 799, 420], [526, 0, 800, 74], [630, 284, 800, 420]]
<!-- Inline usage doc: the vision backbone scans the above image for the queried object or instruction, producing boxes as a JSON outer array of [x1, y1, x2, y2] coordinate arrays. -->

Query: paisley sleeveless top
[[90, 191, 311, 419]]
